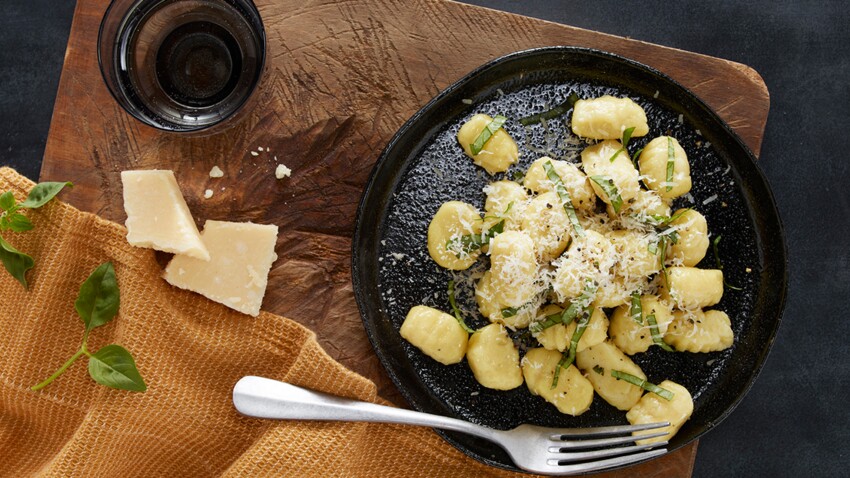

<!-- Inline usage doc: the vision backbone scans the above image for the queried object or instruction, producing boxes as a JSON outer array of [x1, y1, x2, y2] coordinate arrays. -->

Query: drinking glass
[[98, 0, 266, 133]]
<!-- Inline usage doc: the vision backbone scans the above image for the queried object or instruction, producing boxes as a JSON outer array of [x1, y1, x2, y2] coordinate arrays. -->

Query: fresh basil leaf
[[88, 344, 146, 392], [630, 292, 643, 324], [632, 147, 644, 167], [8, 213, 33, 232], [20, 181, 72, 209], [589, 175, 623, 214], [0, 236, 34, 288], [518, 92, 580, 126], [470, 115, 507, 155], [666, 137, 675, 192], [543, 161, 584, 237], [75, 262, 120, 331], [611, 370, 674, 400], [647, 313, 674, 352], [608, 127, 636, 163], [0, 191, 15, 211], [501, 307, 518, 318], [447, 280, 474, 333]]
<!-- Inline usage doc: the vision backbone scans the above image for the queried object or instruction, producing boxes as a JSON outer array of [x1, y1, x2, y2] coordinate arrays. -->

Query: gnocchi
[[401, 93, 737, 444], [457, 114, 519, 174], [467, 324, 523, 390], [400, 306, 469, 365]]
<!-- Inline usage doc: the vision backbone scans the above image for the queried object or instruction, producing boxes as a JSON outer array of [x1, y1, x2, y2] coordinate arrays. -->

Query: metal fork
[[232, 376, 668, 475]]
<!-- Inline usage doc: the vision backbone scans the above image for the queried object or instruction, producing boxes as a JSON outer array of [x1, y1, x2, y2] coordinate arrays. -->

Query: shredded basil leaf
[[508, 169, 525, 183], [542, 160, 584, 237], [501, 307, 518, 318], [446, 220, 504, 257], [447, 280, 475, 333], [647, 313, 674, 352], [589, 175, 623, 214], [611, 370, 674, 400], [632, 147, 645, 167], [630, 292, 643, 324], [470, 115, 507, 155], [609, 126, 636, 163], [551, 304, 596, 389], [712, 235, 744, 291], [666, 137, 675, 192], [593, 365, 604, 375], [518, 92, 580, 126], [531, 282, 596, 333]]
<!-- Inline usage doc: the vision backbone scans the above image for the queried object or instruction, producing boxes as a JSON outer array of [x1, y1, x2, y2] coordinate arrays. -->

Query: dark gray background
[[1, 0, 847, 476]]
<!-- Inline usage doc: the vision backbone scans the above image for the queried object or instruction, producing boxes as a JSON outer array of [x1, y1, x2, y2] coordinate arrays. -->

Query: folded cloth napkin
[[0, 167, 529, 477]]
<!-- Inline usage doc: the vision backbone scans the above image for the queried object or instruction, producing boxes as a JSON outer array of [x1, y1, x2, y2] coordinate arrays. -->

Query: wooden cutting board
[[40, 0, 769, 475]]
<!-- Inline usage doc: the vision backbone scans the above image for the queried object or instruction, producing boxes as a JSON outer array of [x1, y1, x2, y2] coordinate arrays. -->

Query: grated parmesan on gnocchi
[[400, 94, 735, 444]]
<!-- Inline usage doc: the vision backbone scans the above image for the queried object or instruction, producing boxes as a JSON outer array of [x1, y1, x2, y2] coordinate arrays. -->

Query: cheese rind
[[164, 220, 279, 316], [121, 170, 210, 260]]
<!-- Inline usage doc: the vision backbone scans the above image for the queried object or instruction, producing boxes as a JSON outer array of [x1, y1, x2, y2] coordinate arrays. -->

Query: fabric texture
[[0, 167, 528, 477]]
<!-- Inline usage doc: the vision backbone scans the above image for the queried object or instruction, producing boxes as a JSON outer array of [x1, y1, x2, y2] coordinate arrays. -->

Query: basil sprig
[[542, 160, 584, 237], [447, 280, 475, 333], [446, 220, 504, 257], [0, 181, 72, 288], [666, 137, 676, 192], [609, 127, 636, 163], [589, 175, 623, 214], [470, 115, 508, 155], [32, 262, 147, 392], [611, 370, 674, 400]]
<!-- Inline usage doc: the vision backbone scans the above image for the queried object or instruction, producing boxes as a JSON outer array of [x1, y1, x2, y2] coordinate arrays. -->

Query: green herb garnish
[[552, 308, 594, 389], [647, 313, 674, 352], [632, 147, 645, 167], [32, 262, 146, 392], [447, 280, 475, 333], [501, 306, 518, 318], [645, 208, 691, 227], [531, 282, 597, 333], [630, 292, 643, 324], [446, 220, 504, 257], [666, 137, 675, 192], [542, 160, 584, 237], [650, 227, 679, 286], [593, 365, 605, 375], [609, 127, 636, 162], [611, 370, 674, 400], [589, 175, 623, 214], [508, 169, 525, 184], [470, 115, 507, 155], [518, 92, 580, 126], [712, 235, 743, 291], [0, 181, 72, 288]]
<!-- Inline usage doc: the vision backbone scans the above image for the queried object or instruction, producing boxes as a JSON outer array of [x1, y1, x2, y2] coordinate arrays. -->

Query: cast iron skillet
[[351, 47, 787, 473]]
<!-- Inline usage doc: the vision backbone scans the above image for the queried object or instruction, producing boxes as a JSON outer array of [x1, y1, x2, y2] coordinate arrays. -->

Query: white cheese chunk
[[209, 166, 224, 178], [275, 164, 291, 179], [121, 170, 209, 260], [163, 220, 279, 316]]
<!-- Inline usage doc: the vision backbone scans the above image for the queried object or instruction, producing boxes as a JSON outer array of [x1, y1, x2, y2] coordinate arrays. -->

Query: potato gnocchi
[[400, 94, 736, 444]]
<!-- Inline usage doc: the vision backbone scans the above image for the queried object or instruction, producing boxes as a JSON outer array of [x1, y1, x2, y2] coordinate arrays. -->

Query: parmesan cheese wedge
[[164, 220, 279, 316], [121, 170, 210, 260]]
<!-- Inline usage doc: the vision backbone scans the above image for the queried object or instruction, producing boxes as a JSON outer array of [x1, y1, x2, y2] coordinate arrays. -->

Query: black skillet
[[351, 47, 787, 473]]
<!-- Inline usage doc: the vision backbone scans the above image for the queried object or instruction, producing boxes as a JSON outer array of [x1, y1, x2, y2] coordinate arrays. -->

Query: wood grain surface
[[40, 0, 770, 475]]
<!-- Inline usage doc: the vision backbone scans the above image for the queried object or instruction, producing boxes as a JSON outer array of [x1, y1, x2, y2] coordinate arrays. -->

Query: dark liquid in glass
[[155, 21, 243, 108], [106, 0, 265, 132]]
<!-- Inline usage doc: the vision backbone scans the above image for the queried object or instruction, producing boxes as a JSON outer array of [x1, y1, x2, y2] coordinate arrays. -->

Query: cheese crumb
[[275, 164, 292, 179], [250, 151, 259, 157], [209, 166, 224, 178], [257, 147, 264, 152], [204, 189, 213, 199]]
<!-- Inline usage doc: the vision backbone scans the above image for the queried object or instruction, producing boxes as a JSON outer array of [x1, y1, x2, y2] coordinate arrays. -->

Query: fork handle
[[233, 376, 497, 440]]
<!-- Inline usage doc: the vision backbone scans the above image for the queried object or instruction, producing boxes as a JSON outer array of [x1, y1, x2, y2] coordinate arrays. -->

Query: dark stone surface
[[1, 0, 847, 476]]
